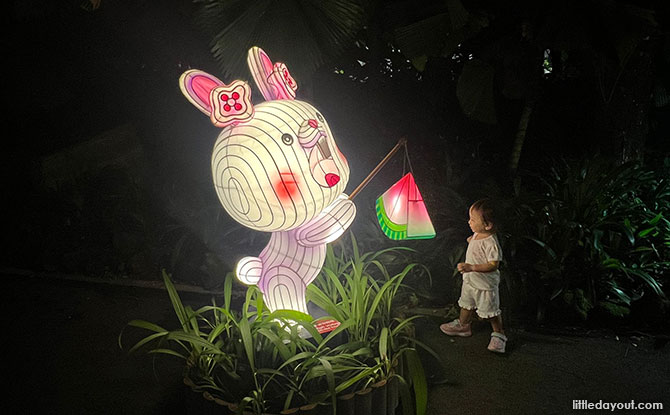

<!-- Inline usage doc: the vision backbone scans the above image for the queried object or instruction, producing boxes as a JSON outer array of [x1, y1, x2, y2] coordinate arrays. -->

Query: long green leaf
[[334, 366, 378, 394], [405, 348, 427, 415], [223, 272, 233, 311], [238, 316, 255, 371], [162, 270, 189, 330], [128, 332, 169, 354], [145, 348, 188, 359], [626, 268, 665, 297], [379, 327, 389, 361], [394, 376, 415, 415], [258, 327, 292, 360], [278, 351, 316, 370], [391, 315, 423, 337], [522, 236, 557, 260], [318, 357, 337, 412], [126, 319, 167, 333], [166, 331, 224, 353], [397, 335, 443, 366]]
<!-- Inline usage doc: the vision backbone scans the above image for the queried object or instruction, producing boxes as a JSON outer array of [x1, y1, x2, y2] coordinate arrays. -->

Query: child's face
[[468, 206, 493, 234]]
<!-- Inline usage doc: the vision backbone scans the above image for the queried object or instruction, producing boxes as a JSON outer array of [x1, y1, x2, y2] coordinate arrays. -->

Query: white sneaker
[[440, 319, 472, 337], [487, 332, 507, 353]]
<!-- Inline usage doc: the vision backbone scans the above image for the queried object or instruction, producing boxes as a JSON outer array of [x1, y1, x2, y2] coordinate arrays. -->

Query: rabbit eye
[[315, 112, 324, 122], [281, 133, 294, 145]]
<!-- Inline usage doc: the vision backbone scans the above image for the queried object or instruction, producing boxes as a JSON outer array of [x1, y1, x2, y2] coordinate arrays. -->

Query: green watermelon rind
[[376, 197, 407, 240], [376, 197, 436, 240]]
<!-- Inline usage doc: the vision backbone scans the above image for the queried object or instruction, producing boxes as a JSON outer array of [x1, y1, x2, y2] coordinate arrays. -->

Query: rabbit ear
[[179, 70, 225, 115], [247, 47, 275, 101], [247, 46, 298, 101]]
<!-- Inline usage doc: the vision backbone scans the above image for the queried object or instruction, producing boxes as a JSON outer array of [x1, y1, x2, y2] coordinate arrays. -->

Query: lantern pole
[[348, 137, 407, 200]]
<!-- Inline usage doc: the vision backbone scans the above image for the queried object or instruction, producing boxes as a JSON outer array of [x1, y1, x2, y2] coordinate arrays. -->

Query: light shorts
[[458, 281, 501, 319]]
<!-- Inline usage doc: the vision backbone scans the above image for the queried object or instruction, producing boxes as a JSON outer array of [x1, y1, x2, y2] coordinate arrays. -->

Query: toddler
[[440, 198, 507, 353]]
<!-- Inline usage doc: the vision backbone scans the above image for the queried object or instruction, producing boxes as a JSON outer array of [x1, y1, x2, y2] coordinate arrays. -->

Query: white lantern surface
[[179, 47, 355, 314]]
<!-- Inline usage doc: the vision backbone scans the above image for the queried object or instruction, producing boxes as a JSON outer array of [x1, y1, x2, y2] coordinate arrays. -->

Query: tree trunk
[[509, 103, 534, 172], [593, 37, 655, 164]]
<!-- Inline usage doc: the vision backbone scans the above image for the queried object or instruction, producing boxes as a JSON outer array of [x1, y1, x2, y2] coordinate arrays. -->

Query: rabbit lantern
[[179, 47, 355, 314]]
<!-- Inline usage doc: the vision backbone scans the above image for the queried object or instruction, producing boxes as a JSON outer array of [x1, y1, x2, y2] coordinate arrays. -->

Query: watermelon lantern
[[376, 173, 435, 240], [348, 139, 436, 241]]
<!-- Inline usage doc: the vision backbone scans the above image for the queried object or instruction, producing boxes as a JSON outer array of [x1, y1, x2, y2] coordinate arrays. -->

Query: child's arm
[[457, 261, 499, 273]]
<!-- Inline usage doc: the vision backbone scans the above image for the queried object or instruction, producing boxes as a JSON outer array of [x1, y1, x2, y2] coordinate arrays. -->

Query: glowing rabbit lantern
[[179, 47, 355, 314]]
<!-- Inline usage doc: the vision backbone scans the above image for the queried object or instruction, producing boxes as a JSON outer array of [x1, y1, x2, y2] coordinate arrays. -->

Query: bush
[[502, 156, 669, 322]]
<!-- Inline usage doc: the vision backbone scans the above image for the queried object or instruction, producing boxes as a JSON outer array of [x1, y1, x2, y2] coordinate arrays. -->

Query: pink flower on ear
[[209, 80, 254, 127], [268, 62, 298, 100]]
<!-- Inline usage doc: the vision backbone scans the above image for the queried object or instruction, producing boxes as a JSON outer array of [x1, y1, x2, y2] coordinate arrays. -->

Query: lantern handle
[[348, 137, 407, 201]]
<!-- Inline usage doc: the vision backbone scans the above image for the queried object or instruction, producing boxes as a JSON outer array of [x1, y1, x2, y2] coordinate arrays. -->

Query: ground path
[[4, 272, 668, 414], [418, 318, 669, 414]]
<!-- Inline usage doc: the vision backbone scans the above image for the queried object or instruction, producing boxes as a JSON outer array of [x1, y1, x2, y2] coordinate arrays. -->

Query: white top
[[463, 232, 503, 290]]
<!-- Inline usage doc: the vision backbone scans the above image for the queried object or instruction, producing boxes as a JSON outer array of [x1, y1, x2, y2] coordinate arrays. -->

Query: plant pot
[[354, 387, 372, 415], [337, 392, 357, 415], [184, 390, 231, 415], [386, 377, 399, 414], [185, 377, 399, 415], [298, 402, 320, 414], [370, 380, 388, 415]]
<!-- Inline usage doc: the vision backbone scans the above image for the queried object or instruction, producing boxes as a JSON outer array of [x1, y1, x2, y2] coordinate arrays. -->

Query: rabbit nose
[[325, 173, 340, 187]]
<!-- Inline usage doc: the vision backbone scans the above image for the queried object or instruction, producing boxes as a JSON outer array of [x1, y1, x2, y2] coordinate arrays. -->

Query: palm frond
[[194, 0, 366, 83]]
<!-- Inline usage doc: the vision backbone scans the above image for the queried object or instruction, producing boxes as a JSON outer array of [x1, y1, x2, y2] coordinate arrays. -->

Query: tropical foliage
[[501, 156, 670, 321], [193, 0, 366, 83], [308, 234, 436, 415]]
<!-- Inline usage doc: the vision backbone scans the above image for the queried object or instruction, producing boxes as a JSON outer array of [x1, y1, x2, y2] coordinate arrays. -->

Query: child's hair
[[471, 198, 497, 232]]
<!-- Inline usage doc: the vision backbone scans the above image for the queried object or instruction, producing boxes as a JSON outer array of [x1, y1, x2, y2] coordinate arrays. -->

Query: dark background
[[3, 2, 670, 413], [3, 0, 669, 302]]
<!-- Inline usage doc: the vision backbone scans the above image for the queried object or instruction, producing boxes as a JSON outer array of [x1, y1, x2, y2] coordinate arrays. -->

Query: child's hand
[[457, 262, 473, 273]]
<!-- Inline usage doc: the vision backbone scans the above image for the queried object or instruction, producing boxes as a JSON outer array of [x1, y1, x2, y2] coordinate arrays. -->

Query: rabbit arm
[[296, 195, 356, 247]]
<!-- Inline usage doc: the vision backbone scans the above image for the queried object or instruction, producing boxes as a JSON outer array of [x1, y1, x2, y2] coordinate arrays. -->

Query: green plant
[[504, 156, 669, 321], [307, 233, 440, 415], [193, 0, 366, 84], [121, 233, 438, 414], [121, 270, 378, 414]]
